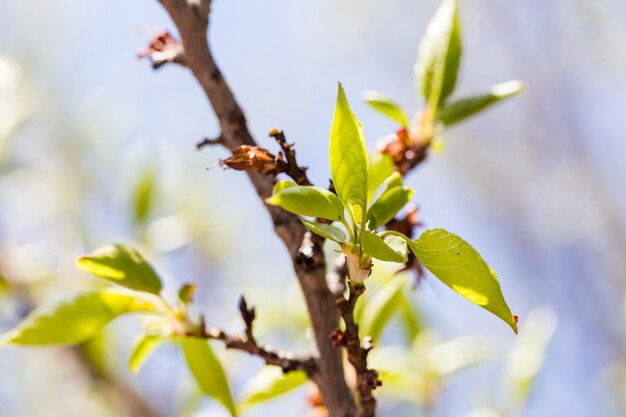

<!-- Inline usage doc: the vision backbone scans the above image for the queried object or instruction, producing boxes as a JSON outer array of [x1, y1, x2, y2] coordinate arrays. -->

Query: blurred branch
[[202, 296, 317, 375], [148, 1, 354, 415], [336, 282, 381, 417]]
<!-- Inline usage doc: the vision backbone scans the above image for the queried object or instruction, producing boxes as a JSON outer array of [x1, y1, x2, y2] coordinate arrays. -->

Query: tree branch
[[336, 282, 381, 417], [201, 296, 317, 375], [150, 1, 355, 415]]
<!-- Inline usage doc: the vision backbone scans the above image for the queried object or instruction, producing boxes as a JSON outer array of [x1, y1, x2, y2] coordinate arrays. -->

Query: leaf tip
[[512, 314, 519, 334]]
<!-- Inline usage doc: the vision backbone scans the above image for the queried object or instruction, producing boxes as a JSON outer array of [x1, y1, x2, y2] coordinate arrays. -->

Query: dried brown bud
[[380, 128, 429, 175], [220, 145, 287, 176]]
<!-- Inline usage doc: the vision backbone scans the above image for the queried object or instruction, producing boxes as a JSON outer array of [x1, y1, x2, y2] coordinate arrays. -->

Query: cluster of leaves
[[268, 81, 517, 332], [0, 244, 303, 416], [364, 0, 523, 143]]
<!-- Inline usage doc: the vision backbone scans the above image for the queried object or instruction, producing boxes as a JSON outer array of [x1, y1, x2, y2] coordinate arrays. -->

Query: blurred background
[[0, 0, 625, 416]]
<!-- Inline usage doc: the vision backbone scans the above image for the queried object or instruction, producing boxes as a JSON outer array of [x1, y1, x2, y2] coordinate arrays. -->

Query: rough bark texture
[[154, 1, 356, 415]]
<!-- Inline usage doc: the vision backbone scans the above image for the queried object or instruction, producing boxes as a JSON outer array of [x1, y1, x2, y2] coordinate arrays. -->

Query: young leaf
[[367, 185, 414, 230], [367, 153, 395, 202], [415, 0, 462, 109], [76, 244, 162, 295], [359, 276, 408, 341], [361, 230, 408, 263], [129, 333, 163, 374], [273, 180, 297, 194], [180, 337, 236, 416], [407, 228, 517, 333], [266, 186, 344, 221], [0, 290, 156, 346], [330, 83, 369, 212], [238, 367, 308, 410], [438, 81, 524, 126], [362, 91, 409, 128], [301, 219, 347, 243]]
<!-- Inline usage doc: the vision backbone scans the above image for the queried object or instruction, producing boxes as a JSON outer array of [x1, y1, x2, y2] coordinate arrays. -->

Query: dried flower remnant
[[138, 30, 184, 69], [219, 145, 287, 176]]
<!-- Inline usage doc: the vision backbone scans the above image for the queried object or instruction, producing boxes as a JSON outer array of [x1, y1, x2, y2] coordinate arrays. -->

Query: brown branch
[[202, 296, 317, 375], [336, 282, 381, 417], [151, 2, 355, 415], [269, 127, 311, 186]]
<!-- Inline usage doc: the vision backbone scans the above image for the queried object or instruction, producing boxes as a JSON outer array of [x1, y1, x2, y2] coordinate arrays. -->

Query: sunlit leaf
[[0, 290, 157, 346], [273, 180, 297, 194], [330, 83, 369, 212], [407, 228, 517, 332], [415, 0, 462, 109], [129, 333, 163, 374], [238, 367, 308, 410], [266, 186, 344, 221], [361, 230, 407, 263], [359, 276, 408, 341], [362, 91, 409, 128], [301, 219, 347, 243], [76, 244, 162, 295], [367, 153, 395, 202], [438, 81, 524, 126], [180, 337, 236, 416], [367, 184, 414, 230]]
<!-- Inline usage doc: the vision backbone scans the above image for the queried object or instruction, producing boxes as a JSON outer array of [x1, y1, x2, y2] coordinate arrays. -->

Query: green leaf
[[330, 83, 369, 212], [367, 153, 395, 202], [238, 367, 308, 410], [180, 337, 236, 416], [129, 333, 163, 374], [415, 0, 462, 109], [438, 81, 524, 126], [407, 228, 517, 332], [133, 169, 156, 225], [359, 276, 408, 341], [361, 230, 408, 263], [367, 185, 414, 230], [301, 219, 347, 243], [362, 91, 409, 128], [267, 186, 344, 221], [0, 290, 157, 346], [273, 180, 297, 194], [76, 244, 162, 295]]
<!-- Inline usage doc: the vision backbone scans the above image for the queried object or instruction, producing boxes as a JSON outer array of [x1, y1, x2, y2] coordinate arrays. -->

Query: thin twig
[[196, 135, 224, 149], [202, 296, 317, 375], [268, 128, 311, 186]]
